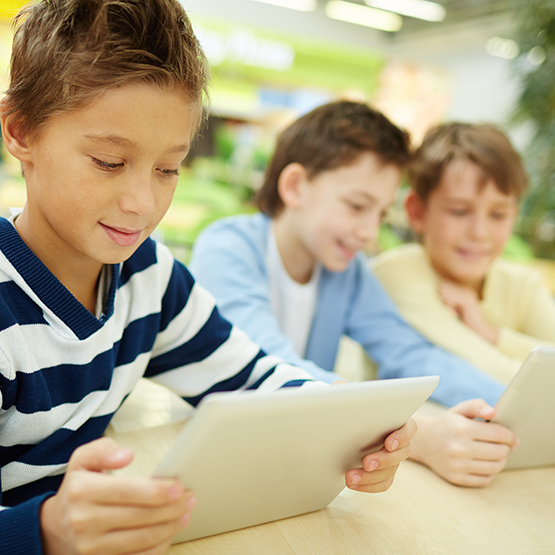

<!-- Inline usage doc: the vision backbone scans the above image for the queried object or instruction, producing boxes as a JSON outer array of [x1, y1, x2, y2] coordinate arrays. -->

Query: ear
[[276, 163, 308, 210], [404, 190, 427, 235], [0, 99, 31, 163]]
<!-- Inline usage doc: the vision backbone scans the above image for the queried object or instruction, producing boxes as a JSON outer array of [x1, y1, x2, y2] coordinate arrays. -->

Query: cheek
[[430, 215, 461, 248], [146, 183, 179, 231], [156, 182, 178, 213], [493, 221, 514, 246]]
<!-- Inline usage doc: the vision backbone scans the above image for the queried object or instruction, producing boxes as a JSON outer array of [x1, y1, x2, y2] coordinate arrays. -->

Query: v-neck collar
[[0, 217, 119, 340]]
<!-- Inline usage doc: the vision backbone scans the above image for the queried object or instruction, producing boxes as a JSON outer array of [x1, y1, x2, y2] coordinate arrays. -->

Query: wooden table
[[106, 380, 555, 555]]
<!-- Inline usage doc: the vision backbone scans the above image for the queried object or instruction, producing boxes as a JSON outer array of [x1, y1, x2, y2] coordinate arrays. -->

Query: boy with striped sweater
[[0, 1, 415, 554]]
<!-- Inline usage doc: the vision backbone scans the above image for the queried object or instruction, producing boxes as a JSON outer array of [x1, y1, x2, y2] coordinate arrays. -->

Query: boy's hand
[[439, 280, 499, 344], [40, 437, 195, 555], [410, 399, 519, 487], [345, 418, 417, 493]]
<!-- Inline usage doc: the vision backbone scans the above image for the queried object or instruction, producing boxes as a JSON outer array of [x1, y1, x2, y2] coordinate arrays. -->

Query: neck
[[273, 213, 315, 284], [473, 277, 486, 299], [14, 209, 102, 314]]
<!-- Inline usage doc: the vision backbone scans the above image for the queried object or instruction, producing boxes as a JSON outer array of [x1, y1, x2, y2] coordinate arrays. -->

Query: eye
[[158, 168, 180, 177], [448, 208, 469, 217], [347, 200, 364, 212], [91, 157, 124, 172], [491, 212, 508, 220]]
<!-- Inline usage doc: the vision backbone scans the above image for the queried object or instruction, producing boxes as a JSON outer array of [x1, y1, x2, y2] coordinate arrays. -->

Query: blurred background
[[0, 0, 554, 283]]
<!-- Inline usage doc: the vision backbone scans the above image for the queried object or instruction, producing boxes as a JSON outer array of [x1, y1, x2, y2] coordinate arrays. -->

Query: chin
[[324, 260, 350, 273], [451, 273, 485, 288], [96, 246, 142, 265]]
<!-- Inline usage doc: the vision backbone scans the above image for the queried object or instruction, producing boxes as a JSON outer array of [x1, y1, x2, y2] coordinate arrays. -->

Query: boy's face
[[408, 158, 518, 292], [291, 152, 401, 274], [11, 82, 196, 272]]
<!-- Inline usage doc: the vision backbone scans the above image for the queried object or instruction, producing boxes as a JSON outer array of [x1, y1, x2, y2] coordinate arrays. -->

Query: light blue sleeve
[[345, 258, 506, 407], [189, 219, 339, 385]]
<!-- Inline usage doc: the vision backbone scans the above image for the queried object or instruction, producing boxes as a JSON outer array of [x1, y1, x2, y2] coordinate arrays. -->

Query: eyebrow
[[84, 133, 190, 154], [348, 191, 378, 203], [444, 197, 516, 207]]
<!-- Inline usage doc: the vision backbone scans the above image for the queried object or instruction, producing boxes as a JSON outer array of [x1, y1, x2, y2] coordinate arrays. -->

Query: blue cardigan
[[190, 213, 506, 407]]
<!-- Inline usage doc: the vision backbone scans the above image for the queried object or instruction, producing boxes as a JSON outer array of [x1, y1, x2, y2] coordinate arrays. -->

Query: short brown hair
[[5, 0, 210, 139], [409, 122, 528, 203], [255, 100, 411, 217]]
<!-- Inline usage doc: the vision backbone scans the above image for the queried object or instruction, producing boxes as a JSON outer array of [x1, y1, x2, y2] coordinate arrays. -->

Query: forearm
[[461, 310, 499, 344], [379, 345, 506, 408], [497, 326, 555, 362], [387, 305, 521, 386]]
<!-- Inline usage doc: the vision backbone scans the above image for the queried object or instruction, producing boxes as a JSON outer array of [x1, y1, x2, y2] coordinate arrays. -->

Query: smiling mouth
[[337, 240, 360, 259], [456, 247, 490, 260], [100, 223, 142, 247]]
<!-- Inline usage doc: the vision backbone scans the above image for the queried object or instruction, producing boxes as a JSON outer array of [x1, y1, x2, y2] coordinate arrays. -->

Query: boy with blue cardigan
[[0, 2, 416, 554], [190, 101, 519, 487]]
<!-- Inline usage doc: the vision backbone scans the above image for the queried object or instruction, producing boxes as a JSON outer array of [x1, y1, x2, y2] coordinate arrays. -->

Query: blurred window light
[[194, 25, 296, 71], [528, 46, 547, 66], [485, 36, 519, 60], [251, 0, 317, 11], [365, 0, 445, 22], [325, 0, 403, 32]]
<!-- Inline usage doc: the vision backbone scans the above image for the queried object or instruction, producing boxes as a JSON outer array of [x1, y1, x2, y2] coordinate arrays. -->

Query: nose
[[356, 211, 381, 243], [118, 172, 156, 217], [468, 212, 489, 239]]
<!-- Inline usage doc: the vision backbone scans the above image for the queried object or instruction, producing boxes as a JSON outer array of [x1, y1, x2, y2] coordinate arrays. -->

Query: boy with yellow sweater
[[373, 122, 555, 385]]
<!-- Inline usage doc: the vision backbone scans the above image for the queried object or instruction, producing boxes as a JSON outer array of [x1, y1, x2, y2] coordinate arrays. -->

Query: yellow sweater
[[372, 244, 555, 385]]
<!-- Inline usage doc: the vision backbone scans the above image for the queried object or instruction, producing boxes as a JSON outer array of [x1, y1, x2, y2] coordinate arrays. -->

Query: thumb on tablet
[[67, 437, 134, 474], [451, 398, 496, 421]]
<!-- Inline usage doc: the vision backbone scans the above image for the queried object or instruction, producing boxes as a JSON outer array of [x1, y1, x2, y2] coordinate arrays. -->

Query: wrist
[[462, 312, 498, 344], [408, 413, 432, 465], [39, 496, 61, 555], [486, 326, 499, 344], [474, 320, 499, 344]]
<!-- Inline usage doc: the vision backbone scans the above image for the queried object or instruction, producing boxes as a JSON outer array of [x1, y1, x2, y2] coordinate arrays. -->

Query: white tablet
[[494, 347, 555, 470], [154, 375, 439, 543]]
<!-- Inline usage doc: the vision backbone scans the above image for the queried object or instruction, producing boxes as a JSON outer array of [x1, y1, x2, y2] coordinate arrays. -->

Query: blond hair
[[5, 0, 210, 138], [410, 123, 528, 202]]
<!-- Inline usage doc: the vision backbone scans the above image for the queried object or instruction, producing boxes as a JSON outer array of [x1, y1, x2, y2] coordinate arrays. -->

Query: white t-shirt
[[266, 225, 320, 357]]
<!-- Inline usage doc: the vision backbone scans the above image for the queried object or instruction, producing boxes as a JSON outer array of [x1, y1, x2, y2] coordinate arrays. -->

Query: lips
[[100, 223, 142, 247], [455, 247, 490, 261], [337, 240, 360, 260]]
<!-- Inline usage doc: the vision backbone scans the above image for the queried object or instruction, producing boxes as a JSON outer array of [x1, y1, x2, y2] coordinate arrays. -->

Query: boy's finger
[[466, 457, 508, 476], [65, 471, 188, 508], [472, 421, 519, 447], [384, 417, 417, 451], [86, 513, 189, 555], [346, 466, 397, 492], [82, 492, 195, 532], [362, 444, 411, 472], [67, 437, 133, 473], [469, 439, 512, 462], [452, 398, 496, 420], [455, 474, 497, 488]]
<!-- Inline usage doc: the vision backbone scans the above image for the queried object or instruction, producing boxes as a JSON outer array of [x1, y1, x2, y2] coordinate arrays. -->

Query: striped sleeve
[[144, 256, 323, 404]]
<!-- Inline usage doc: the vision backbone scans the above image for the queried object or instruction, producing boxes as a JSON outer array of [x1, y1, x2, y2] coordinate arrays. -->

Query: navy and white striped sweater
[[0, 217, 316, 555]]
